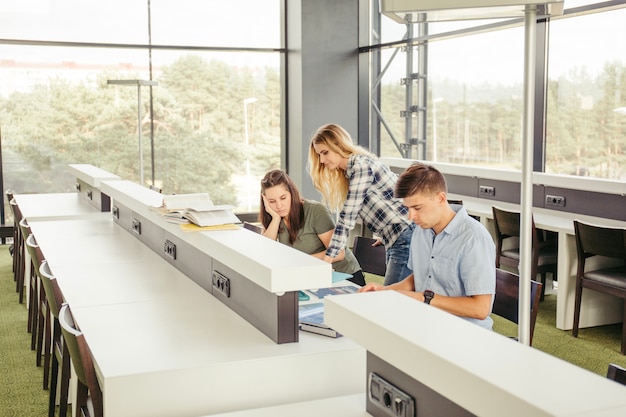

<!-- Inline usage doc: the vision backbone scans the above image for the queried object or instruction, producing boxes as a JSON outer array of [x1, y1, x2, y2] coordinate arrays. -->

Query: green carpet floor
[[1, 248, 625, 416], [0, 245, 50, 416]]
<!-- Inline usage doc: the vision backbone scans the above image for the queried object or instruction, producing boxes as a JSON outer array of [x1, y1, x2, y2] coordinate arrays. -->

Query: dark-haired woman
[[259, 169, 365, 286]]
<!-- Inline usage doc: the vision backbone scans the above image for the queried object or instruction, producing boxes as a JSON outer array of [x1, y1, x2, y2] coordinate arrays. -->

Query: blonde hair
[[308, 123, 373, 211]]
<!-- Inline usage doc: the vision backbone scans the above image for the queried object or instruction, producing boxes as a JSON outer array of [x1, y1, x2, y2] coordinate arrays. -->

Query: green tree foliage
[[0, 55, 282, 207]]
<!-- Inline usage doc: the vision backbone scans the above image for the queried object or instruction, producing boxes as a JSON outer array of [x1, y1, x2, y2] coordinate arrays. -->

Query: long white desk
[[28, 217, 365, 417], [14, 193, 106, 221], [451, 194, 626, 330], [325, 291, 626, 417]]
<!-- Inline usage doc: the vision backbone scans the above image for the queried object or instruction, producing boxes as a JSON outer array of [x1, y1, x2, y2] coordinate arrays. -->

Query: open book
[[157, 193, 240, 227]]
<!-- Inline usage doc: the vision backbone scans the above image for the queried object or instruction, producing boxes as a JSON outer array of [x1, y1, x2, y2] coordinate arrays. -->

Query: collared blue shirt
[[326, 154, 411, 258], [408, 206, 496, 330]]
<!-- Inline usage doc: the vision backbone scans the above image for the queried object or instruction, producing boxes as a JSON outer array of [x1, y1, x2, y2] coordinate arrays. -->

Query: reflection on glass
[[546, 8, 626, 179], [378, 26, 524, 170]]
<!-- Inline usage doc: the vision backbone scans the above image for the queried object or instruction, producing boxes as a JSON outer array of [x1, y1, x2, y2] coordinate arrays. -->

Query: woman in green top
[[259, 169, 365, 286]]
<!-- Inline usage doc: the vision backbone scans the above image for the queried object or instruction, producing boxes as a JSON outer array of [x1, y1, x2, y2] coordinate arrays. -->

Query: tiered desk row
[[14, 164, 626, 417]]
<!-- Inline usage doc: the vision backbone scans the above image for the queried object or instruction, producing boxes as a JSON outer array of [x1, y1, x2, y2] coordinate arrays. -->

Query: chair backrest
[[447, 199, 463, 206], [18, 218, 30, 244], [25, 233, 44, 278], [58, 303, 103, 417], [352, 236, 386, 277], [243, 221, 262, 234], [574, 220, 626, 262], [39, 260, 64, 318], [607, 363, 626, 386], [492, 268, 543, 345]]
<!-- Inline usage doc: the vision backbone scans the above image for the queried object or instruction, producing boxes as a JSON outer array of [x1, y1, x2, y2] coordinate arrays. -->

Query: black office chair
[[492, 268, 543, 346], [492, 206, 557, 301], [572, 220, 626, 355], [607, 363, 626, 386], [352, 236, 386, 277]]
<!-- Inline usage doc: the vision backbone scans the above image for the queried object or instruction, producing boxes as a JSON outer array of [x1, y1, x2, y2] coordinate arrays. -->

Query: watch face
[[424, 290, 434, 304]]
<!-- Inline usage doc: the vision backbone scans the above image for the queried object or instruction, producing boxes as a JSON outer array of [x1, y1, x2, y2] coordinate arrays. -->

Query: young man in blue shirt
[[359, 162, 496, 329]]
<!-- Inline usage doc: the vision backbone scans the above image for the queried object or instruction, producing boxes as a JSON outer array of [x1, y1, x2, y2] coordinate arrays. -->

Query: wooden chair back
[[352, 236, 386, 277], [492, 268, 543, 345], [572, 220, 626, 354], [607, 363, 626, 386], [59, 303, 104, 417]]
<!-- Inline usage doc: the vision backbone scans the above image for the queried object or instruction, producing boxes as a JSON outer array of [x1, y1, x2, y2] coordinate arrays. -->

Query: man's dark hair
[[395, 162, 448, 198]]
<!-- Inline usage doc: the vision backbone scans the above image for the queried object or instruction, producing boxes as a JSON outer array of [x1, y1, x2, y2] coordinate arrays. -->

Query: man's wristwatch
[[423, 290, 434, 305]]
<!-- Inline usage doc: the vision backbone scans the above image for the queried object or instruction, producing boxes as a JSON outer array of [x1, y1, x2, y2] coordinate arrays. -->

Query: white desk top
[[325, 291, 626, 417], [453, 194, 626, 234], [13, 193, 106, 221], [205, 394, 369, 417], [28, 216, 365, 417]]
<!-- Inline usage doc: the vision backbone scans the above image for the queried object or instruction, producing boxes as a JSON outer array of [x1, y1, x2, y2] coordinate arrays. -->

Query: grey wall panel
[[366, 352, 475, 417], [543, 187, 626, 221], [446, 174, 478, 197]]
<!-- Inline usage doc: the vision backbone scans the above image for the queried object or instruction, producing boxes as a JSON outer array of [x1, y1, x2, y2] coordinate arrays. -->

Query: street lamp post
[[243, 98, 258, 211]]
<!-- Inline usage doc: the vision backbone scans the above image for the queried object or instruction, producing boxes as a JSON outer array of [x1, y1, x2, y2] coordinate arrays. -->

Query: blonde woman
[[308, 123, 414, 285]]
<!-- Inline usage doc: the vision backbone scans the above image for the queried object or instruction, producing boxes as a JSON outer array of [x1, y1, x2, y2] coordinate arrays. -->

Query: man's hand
[[358, 282, 385, 292]]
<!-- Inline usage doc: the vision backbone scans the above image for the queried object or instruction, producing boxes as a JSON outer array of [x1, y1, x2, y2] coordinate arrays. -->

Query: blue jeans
[[384, 223, 415, 285]]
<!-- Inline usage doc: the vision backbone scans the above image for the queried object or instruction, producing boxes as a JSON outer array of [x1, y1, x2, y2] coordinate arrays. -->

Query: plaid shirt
[[326, 154, 411, 258]]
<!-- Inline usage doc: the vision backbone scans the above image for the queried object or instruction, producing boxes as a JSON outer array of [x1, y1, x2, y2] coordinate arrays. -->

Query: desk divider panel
[[366, 351, 474, 417], [212, 259, 299, 344], [101, 180, 327, 344], [69, 164, 120, 212]]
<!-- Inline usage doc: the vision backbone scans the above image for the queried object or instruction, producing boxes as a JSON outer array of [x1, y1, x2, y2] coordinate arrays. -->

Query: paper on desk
[[179, 223, 240, 232], [332, 271, 353, 283]]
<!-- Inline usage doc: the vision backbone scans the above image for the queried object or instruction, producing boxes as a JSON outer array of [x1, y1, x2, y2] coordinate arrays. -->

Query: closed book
[[298, 302, 342, 338]]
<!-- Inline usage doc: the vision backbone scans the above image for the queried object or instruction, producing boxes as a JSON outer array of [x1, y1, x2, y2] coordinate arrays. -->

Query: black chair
[[23, 232, 41, 350], [40, 260, 70, 416], [492, 206, 557, 301], [607, 363, 626, 386], [352, 236, 386, 277], [492, 268, 543, 345], [243, 221, 262, 234], [26, 234, 49, 374], [10, 198, 26, 303], [59, 303, 104, 417], [572, 220, 626, 355]]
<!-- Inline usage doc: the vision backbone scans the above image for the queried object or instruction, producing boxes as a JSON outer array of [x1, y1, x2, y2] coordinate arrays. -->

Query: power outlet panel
[[369, 372, 415, 417], [131, 218, 142, 235], [112, 206, 120, 219], [479, 185, 495, 197], [546, 194, 566, 207], [164, 239, 176, 260], [212, 271, 230, 298]]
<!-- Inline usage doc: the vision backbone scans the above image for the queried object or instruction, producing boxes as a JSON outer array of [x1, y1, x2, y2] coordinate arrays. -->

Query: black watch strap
[[424, 290, 434, 305]]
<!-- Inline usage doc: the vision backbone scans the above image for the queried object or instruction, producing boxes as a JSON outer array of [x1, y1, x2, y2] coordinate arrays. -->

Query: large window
[[371, 1, 626, 180], [546, 6, 626, 179], [0, 0, 282, 215]]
